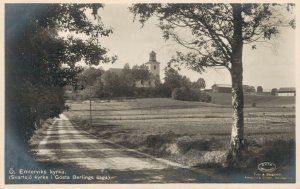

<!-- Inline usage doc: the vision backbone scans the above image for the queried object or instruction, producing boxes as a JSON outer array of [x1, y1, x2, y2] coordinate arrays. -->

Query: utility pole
[[89, 63, 92, 127], [89, 15, 101, 127]]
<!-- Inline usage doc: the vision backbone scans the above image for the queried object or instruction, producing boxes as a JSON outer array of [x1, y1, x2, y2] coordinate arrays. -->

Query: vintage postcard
[[1, 0, 299, 188]]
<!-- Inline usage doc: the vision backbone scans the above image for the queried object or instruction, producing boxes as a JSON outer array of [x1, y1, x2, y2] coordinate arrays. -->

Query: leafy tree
[[163, 67, 183, 96], [257, 86, 263, 93], [172, 87, 189, 100], [101, 71, 121, 97], [192, 78, 206, 90], [130, 3, 295, 167], [243, 85, 255, 93], [180, 76, 193, 88], [93, 76, 105, 98], [75, 67, 105, 93], [132, 64, 151, 84], [121, 63, 135, 88], [123, 63, 131, 71], [5, 4, 116, 152], [271, 88, 278, 96], [81, 67, 105, 87]]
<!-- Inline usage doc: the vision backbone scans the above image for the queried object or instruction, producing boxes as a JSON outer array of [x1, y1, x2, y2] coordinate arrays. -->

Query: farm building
[[211, 84, 231, 93], [278, 87, 296, 96], [260, 88, 272, 95]]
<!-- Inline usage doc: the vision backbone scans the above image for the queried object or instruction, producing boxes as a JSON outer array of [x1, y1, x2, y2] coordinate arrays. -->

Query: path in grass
[[32, 114, 224, 183]]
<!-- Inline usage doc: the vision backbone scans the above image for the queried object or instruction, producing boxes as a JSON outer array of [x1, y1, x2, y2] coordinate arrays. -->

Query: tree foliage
[[92, 64, 151, 98], [192, 78, 206, 90], [79, 67, 105, 88], [243, 85, 255, 93], [163, 67, 185, 96], [132, 64, 151, 83], [6, 4, 116, 148], [130, 4, 294, 72], [257, 86, 263, 93], [164, 68, 210, 102], [271, 88, 278, 96], [130, 3, 295, 167]]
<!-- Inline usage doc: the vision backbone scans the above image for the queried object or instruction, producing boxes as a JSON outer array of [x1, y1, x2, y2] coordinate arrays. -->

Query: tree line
[[68, 64, 209, 101]]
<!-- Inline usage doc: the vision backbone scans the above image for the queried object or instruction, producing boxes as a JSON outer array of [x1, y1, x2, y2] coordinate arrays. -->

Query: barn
[[211, 84, 231, 93], [261, 88, 272, 95], [278, 87, 296, 96]]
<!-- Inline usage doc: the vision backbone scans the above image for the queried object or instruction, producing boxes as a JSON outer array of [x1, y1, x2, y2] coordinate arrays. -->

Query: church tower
[[145, 51, 160, 80]]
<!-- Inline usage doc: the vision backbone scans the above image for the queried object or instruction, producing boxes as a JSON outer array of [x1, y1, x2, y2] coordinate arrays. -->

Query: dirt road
[[32, 114, 223, 183]]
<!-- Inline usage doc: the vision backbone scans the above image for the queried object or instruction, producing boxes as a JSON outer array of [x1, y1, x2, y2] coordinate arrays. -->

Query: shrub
[[199, 91, 212, 103], [172, 87, 189, 100], [172, 87, 212, 102]]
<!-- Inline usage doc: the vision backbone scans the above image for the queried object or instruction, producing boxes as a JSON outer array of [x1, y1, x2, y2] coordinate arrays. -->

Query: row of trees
[[76, 65, 285, 101], [257, 86, 279, 95], [162, 68, 210, 101], [73, 64, 155, 98], [70, 64, 207, 100]]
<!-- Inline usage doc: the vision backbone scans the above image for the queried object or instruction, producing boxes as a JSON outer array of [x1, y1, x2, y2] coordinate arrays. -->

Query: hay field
[[65, 97, 295, 168]]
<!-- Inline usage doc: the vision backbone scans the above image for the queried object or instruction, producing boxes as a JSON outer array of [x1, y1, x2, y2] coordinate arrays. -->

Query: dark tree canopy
[[257, 86, 263, 93], [5, 4, 116, 149], [271, 88, 278, 96], [163, 67, 183, 94], [80, 67, 105, 87], [192, 78, 206, 90], [132, 64, 151, 83]]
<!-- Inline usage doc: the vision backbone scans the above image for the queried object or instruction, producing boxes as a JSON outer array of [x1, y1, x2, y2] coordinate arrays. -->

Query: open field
[[208, 92, 295, 107], [65, 97, 295, 175]]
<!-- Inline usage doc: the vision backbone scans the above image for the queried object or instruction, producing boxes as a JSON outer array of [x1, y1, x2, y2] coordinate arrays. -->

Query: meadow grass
[[65, 97, 295, 172]]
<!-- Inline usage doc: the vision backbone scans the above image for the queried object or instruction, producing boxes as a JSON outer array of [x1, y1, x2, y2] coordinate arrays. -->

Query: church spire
[[149, 51, 156, 61]]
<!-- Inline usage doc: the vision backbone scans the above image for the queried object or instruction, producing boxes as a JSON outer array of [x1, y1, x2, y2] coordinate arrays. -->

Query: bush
[[171, 87, 189, 100], [172, 87, 212, 102], [199, 91, 212, 103]]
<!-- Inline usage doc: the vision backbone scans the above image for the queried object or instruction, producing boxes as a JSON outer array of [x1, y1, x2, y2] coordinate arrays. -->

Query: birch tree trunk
[[227, 4, 247, 167]]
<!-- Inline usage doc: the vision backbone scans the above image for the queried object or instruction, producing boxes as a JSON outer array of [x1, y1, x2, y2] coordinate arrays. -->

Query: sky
[[91, 4, 295, 89]]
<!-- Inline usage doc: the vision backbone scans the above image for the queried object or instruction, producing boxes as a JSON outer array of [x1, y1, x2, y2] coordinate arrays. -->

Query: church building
[[108, 51, 161, 88], [135, 51, 161, 88]]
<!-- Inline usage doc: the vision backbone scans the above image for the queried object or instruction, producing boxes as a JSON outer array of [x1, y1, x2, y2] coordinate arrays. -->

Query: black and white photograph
[[2, 1, 299, 186]]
